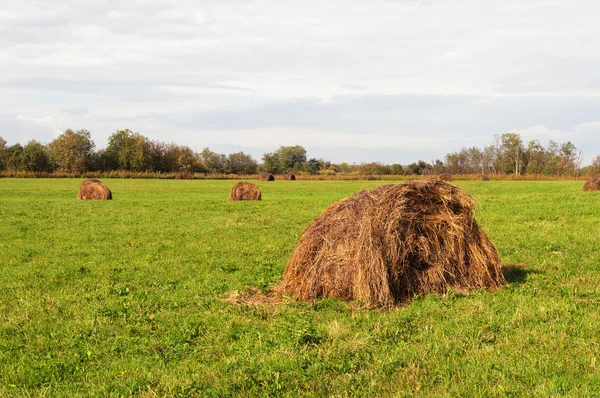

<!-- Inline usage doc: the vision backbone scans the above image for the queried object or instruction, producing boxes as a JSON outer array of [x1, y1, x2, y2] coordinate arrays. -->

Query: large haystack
[[584, 175, 600, 191], [439, 173, 453, 181], [284, 174, 296, 180], [477, 174, 490, 181], [229, 181, 262, 201], [176, 171, 192, 180], [77, 179, 112, 200], [279, 179, 504, 308], [259, 173, 275, 181]]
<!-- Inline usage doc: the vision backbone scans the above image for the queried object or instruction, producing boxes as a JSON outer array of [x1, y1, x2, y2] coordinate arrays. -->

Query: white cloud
[[1, 0, 600, 163]]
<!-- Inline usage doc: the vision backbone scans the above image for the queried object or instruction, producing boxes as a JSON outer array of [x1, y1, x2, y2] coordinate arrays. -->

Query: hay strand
[[583, 175, 600, 191], [77, 179, 112, 200], [229, 181, 262, 200], [278, 179, 504, 308]]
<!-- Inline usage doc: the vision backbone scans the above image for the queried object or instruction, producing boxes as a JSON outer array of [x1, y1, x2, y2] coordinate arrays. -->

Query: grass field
[[1, 178, 600, 397]]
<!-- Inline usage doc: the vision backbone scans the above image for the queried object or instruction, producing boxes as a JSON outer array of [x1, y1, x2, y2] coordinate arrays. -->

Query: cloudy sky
[[1, 0, 600, 164]]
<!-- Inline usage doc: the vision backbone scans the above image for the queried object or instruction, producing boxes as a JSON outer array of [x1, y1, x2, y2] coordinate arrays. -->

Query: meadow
[[1, 178, 600, 397]]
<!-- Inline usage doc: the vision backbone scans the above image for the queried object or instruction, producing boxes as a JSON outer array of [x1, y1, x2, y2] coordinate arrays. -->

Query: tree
[[499, 133, 525, 175], [0, 136, 7, 170], [48, 129, 95, 173], [261, 152, 280, 174], [5, 143, 23, 170], [226, 152, 258, 174], [21, 140, 52, 172], [263, 145, 307, 173], [105, 129, 152, 171], [199, 148, 226, 173], [524, 140, 545, 174]]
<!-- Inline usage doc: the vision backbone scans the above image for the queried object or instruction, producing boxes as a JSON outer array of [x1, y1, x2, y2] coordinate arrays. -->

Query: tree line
[[0, 129, 599, 176]]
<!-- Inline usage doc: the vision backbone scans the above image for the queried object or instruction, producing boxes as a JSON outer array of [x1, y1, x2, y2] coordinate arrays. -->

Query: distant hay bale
[[477, 174, 490, 181], [259, 173, 275, 181], [175, 172, 192, 180], [229, 181, 262, 201], [77, 178, 112, 200], [439, 173, 453, 181], [284, 174, 296, 180], [583, 175, 600, 191], [364, 176, 377, 181], [278, 179, 504, 308]]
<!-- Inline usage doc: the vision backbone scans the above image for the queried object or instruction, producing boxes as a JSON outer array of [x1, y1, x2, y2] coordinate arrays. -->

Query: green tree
[[0, 136, 7, 170], [524, 140, 545, 174], [48, 129, 95, 173], [226, 152, 258, 174], [5, 143, 23, 170], [263, 145, 307, 173], [21, 140, 52, 172], [199, 148, 227, 173], [499, 133, 525, 175], [105, 129, 152, 171], [261, 152, 280, 174]]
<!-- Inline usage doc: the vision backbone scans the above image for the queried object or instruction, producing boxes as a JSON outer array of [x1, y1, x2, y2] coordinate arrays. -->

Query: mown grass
[[1, 178, 600, 397]]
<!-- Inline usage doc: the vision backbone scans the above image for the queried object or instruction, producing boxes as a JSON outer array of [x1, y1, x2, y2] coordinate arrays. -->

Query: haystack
[[259, 173, 275, 181], [439, 173, 453, 181], [279, 179, 504, 308], [583, 175, 600, 191], [176, 171, 192, 180], [477, 174, 490, 181], [284, 174, 296, 180], [229, 181, 262, 201], [77, 178, 112, 200]]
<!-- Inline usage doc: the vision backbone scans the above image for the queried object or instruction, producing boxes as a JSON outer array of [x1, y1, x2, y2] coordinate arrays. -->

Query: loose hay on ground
[[278, 179, 504, 308], [439, 174, 453, 181], [77, 179, 112, 200], [229, 181, 262, 200], [583, 175, 600, 191]]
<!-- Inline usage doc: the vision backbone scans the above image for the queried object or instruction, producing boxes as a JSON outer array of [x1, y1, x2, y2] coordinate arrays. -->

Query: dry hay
[[284, 174, 296, 180], [77, 178, 112, 200], [477, 174, 490, 181], [175, 171, 192, 180], [229, 181, 262, 200], [259, 173, 275, 181], [438, 174, 453, 181], [278, 179, 504, 308], [584, 175, 600, 191]]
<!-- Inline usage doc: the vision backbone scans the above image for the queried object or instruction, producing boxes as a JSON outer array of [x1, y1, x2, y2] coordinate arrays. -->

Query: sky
[[1, 0, 600, 164]]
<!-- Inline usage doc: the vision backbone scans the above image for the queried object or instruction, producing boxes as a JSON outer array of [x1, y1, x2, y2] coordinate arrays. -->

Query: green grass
[[1, 178, 600, 397]]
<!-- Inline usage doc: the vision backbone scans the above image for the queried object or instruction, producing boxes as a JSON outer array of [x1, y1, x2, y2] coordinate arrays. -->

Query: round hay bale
[[438, 173, 453, 181], [259, 173, 275, 181], [176, 171, 192, 180], [77, 179, 112, 200], [364, 176, 377, 181], [583, 175, 600, 191], [279, 179, 504, 308], [477, 174, 490, 181], [229, 181, 262, 201], [284, 174, 296, 180]]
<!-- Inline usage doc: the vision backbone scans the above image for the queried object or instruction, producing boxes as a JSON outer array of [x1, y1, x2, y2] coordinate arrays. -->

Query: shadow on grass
[[502, 263, 538, 284]]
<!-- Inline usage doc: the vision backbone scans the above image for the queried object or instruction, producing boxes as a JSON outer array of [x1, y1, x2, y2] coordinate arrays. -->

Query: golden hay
[[259, 173, 275, 181], [583, 175, 600, 191], [284, 174, 296, 180], [477, 174, 490, 181], [439, 173, 453, 181], [278, 179, 504, 308], [229, 181, 262, 201], [175, 171, 192, 180], [77, 179, 112, 200]]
